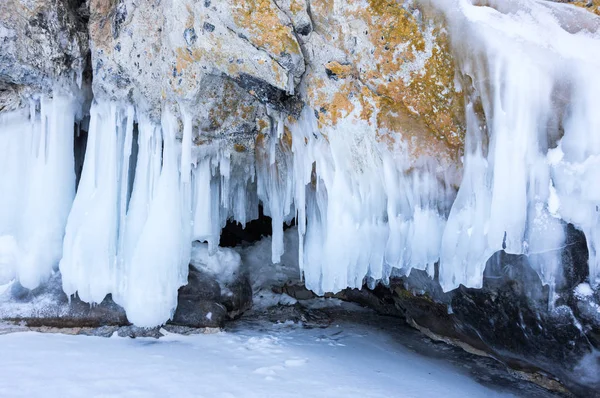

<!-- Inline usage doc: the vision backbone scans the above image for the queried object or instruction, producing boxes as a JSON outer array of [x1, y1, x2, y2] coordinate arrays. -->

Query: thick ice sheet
[[0, 326, 513, 398]]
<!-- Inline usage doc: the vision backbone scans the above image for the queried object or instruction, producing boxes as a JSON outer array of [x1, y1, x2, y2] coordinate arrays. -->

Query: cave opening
[[219, 205, 296, 248]]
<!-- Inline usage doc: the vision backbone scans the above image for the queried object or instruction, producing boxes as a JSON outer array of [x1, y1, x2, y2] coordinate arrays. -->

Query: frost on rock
[[190, 242, 241, 286]]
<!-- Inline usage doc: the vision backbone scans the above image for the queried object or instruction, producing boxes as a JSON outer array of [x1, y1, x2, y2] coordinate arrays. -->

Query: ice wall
[[267, 0, 600, 295], [59, 103, 192, 327], [60, 101, 259, 326]]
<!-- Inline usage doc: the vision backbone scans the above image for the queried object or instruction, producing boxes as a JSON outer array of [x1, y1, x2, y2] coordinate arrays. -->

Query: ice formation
[[59, 103, 192, 327], [434, 0, 600, 292], [1, 0, 600, 326], [0, 96, 77, 289]]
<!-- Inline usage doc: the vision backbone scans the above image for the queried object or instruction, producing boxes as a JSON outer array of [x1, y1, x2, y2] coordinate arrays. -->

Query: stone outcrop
[[0, 0, 88, 109], [0, 265, 251, 330]]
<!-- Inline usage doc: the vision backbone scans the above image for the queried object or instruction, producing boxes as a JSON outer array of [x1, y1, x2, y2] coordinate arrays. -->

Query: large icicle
[[60, 103, 193, 327], [122, 110, 191, 326], [0, 96, 77, 289], [432, 0, 600, 291], [60, 103, 125, 303]]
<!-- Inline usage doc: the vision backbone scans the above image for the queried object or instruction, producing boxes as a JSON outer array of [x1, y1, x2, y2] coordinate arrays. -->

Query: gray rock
[[0, 0, 88, 95], [1, 273, 128, 328], [169, 264, 253, 328], [171, 298, 227, 328]]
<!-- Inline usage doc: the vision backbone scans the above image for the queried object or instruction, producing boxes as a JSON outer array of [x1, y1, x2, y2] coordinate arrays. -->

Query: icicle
[[432, 0, 600, 292], [61, 102, 193, 326], [0, 96, 76, 289], [114, 106, 135, 305], [122, 109, 189, 326], [192, 158, 216, 244], [60, 102, 122, 303], [256, 111, 294, 264]]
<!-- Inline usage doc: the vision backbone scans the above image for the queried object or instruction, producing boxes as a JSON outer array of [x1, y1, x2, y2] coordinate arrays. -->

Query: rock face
[[171, 264, 252, 328], [0, 0, 88, 108], [83, 0, 465, 173]]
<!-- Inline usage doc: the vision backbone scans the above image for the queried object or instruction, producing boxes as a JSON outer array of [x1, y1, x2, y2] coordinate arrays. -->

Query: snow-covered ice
[[0, 320, 519, 398]]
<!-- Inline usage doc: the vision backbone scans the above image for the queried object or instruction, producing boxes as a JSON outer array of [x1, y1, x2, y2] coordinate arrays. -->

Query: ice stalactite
[[256, 110, 295, 264], [285, 111, 452, 295], [120, 110, 191, 326], [278, 0, 600, 296], [60, 103, 192, 327], [430, 0, 600, 292], [0, 96, 77, 289], [191, 147, 259, 254]]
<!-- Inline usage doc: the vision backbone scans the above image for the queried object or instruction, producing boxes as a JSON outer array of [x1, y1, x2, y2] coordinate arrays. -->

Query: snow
[[0, 324, 514, 398], [191, 242, 241, 285], [236, 228, 301, 309], [575, 283, 594, 299]]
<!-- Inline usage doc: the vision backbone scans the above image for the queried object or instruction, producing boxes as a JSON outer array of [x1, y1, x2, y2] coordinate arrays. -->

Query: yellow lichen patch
[[283, 126, 293, 148], [185, 5, 195, 28], [573, 0, 600, 16], [307, 76, 357, 128], [364, 0, 426, 76], [231, 0, 300, 56], [234, 143, 247, 152], [174, 47, 195, 73], [376, 28, 465, 148], [290, 0, 305, 14], [257, 118, 269, 133], [324, 61, 354, 79], [347, 0, 465, 150]]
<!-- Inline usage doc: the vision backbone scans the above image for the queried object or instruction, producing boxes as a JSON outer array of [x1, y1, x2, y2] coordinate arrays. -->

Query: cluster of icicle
[[432, 0, 600, 293], [1, 0, 600, 326]]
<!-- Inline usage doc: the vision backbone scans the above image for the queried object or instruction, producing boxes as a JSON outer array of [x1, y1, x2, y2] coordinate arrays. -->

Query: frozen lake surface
[[0, 310, 558, 398]]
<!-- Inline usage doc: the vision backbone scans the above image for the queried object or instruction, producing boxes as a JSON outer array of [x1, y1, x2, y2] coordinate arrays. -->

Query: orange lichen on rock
[[572, 0, 600, 16], [289, 0, 305, 14], [306, 74, 358, 128], [233, 143, 247, 152], [305, 0, 465, 155], [231, 0, 300, 56], [324, 61, 354, 79], [359, 0, 465, 150], [377, 27, 465, 148]]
